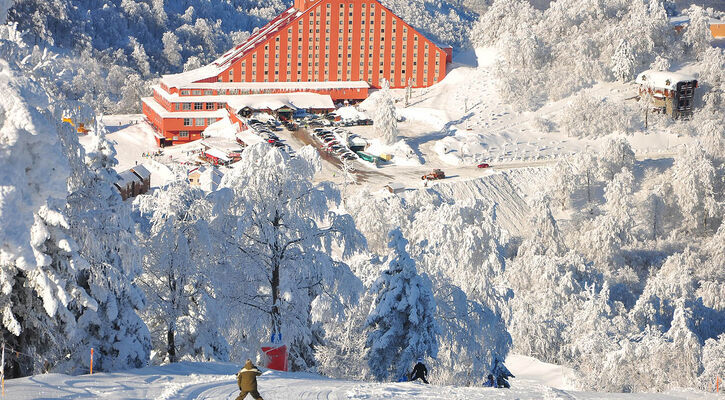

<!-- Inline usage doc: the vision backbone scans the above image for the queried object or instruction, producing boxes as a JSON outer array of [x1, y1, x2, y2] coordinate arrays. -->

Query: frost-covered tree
[[373, 79, 398, 145], [505, 252, 602, 364], [671, 143, 718, 234], [650, 55, 670, 71], [600, 137, 635, 181], [518, 192, 565, 257], [162, 31, 182, 68], [683, 5, 713, 59], [135, 181, 229, 364], [64, 119, 151, 371], [611, 39, 635, 82], [700, 334, 725, 391], [547, 158, 577, 210], [406, 200, 507, 307], [571, 150, 600, 208], [129, 37, 151, 78], [630, 249, 699, 332], [559, 93, 634, 138], [433, 282, 510, 386], [213, 144, 364, 370], [0, 61, 97, 377], [365, 229, 438, 381]]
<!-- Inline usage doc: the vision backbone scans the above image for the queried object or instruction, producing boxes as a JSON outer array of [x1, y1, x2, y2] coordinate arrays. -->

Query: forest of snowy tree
[[1, 0, 725, 394]]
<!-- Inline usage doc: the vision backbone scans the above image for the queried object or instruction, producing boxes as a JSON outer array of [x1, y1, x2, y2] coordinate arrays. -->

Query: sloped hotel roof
[[161, 8, 302, 88]]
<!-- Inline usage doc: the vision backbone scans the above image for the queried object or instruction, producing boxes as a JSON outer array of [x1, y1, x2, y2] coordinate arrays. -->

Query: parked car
[[422, 169, 445, 180], [359, 118, 373, 125], [477, 163, 490, 168], [342, 153, 357, 160]]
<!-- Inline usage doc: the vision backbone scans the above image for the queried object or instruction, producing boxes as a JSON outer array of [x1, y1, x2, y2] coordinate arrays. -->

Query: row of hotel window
[[182, 118, 220, 127], [176, 87, 361, 96]]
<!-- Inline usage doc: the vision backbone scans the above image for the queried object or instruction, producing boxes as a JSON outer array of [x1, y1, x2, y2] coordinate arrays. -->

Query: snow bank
[[366, 138, 423, 166], [506, 354, 577, 391], [333, 105, 368, 121], [203, 115, 237, 139]]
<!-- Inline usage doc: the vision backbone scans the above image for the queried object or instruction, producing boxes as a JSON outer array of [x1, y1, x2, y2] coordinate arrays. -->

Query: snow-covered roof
[[226, 93, 334, 112], [635, 70, 697, 90], [131, 165, 151, 180], [160, 64, 223, 89], [669, 15, 725, 27], [203, 147, 230, 161], [385, 182, 405, 190], [116, 170, 138, 188], [200, 137, 243, 154], [349, 137, 367, 147], [142, 98, 228, 119], [237, 130, 265, 146]]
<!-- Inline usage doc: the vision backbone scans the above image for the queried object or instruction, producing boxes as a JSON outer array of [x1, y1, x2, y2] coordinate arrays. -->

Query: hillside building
[[635, 70, 698, 119], [142, 0, 451, 146]]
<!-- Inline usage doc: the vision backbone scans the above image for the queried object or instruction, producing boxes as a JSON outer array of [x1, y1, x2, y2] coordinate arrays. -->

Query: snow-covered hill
[[5, 355, 717, 399]]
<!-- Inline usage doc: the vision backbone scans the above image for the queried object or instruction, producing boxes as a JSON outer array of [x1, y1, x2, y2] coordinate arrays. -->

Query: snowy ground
[[6, 354, 717, 399]]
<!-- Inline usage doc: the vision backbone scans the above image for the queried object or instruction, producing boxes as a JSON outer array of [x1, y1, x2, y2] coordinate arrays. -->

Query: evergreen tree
[[365, 229, 438, 381], [611, 39, 635, 82], [0, 62, 96, 377], [373, 79, 398, 145], [65, 120, 151, 371]]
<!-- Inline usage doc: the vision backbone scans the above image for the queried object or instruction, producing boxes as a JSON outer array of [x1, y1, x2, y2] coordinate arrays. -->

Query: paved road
[[283, 124, 678, 189]]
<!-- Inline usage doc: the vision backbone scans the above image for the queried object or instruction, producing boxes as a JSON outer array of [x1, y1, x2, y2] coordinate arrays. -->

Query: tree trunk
[[270, 211, 282, 341], [167, 328, 176, 363]]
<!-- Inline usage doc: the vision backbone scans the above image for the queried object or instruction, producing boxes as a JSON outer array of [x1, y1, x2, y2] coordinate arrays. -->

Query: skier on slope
[[409, 358, 429, 384], [235, 359, 264, 400]]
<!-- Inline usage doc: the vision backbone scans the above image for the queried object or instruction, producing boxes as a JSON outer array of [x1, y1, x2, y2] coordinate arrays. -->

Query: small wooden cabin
[[635, 70, 698, 119], [114, 165, 152, 200]]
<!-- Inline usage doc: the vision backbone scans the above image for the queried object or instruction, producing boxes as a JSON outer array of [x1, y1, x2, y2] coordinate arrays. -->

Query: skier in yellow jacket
[[235, 359, 264, 400]]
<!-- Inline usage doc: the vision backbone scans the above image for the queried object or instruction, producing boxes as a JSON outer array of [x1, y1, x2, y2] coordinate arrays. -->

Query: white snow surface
[[6, 356, 715, 399]]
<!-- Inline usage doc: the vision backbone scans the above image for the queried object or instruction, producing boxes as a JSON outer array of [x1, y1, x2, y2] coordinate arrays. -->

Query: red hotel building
[[143, 0, 452, 145]]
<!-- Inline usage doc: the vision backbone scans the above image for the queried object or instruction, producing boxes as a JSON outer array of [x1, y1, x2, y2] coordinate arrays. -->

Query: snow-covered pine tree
[[0, 60, 97, 377], [611, 38, 635, 82], [65, 119, 151, 371], [135, 180, 229, 364], [365, 229, 438, 381], [373, 79, 398, 145]]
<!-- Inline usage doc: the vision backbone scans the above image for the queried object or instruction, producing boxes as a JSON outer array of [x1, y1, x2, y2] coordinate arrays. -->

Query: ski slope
[[6, 355, 717, 400]]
